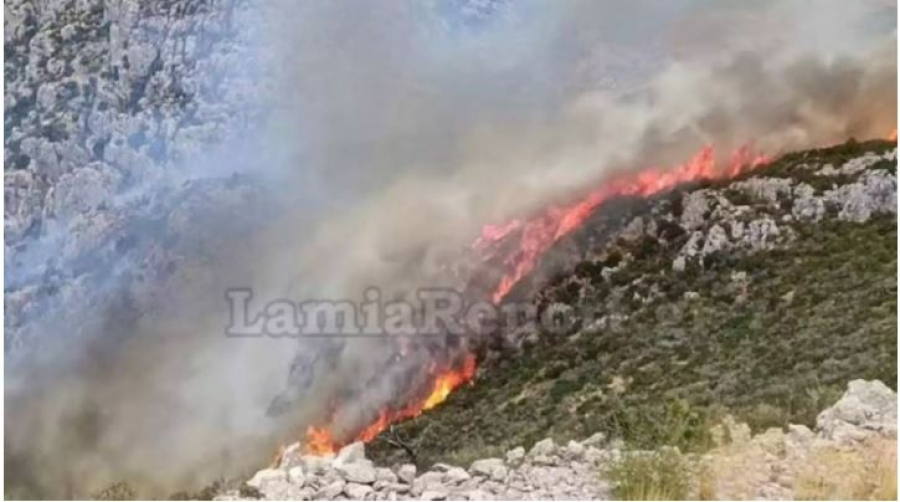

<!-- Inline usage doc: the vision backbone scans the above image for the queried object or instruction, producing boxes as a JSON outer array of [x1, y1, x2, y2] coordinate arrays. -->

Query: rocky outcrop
[[495, 145, 897, 361], [218, 436, 613, 501], [702, 379, 897, 500], [670, 148, 896, 271], [4, 0, 272, 361], [816, 379, 898, 443], [225, 380, 896, 501]]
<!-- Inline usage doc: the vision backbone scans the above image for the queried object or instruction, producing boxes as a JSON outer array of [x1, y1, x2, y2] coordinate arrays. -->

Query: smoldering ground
[[4, 0, 897, 498]]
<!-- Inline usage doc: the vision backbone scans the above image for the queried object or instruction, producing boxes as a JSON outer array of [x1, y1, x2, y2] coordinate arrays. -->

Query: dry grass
[[695, 463, 718, 501], [795, 438, 897, 501], [604, 449, 695, 501]]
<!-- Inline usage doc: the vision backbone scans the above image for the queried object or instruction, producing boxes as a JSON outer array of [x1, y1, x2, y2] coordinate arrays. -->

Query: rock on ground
[[220, 380, 896, 501]]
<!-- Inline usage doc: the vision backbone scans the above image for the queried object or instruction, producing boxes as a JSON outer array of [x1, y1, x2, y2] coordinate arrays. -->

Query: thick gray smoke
[[5, 0, 896, 498]]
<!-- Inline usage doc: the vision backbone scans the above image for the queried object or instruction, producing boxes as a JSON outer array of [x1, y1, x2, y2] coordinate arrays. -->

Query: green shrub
[[603, 398, 721, 453], [604, 449, 695, 500]]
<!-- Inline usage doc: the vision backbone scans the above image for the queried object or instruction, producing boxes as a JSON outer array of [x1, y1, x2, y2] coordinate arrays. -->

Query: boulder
[[335, 460, 377, 484], [375, 467, 397, 484], [528, 438, 556, 458], [505, 447, 525, 465], [564, 440, 586, 460], [442, 466, 471, 485], [287, 466, 305, 486], [816, 379, 898, 442], [469, 458, 504, 477], [278, 442, 303, 469], [461, 489, 493, 500], [397, 464, 417, 484], [335, 441, 367, 464], [246, 468, 286, 490], [412, 471, 445, 496], [300, 454, 334, 475], [420, 489, 449, 501], [314, 480, 346, 499], [344, 482, 374, 499], [745, 217, 780, 251], [701, 224, 731, 256]]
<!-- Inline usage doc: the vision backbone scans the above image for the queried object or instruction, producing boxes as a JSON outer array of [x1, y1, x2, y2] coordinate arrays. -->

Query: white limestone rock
[[396, 464, 417, 484], [335, 460, 377, 484], [816, 379, 898, 442]]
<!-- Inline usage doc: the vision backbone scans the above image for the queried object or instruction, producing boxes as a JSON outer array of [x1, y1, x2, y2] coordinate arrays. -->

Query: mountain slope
[[368, 140, 898, 468]]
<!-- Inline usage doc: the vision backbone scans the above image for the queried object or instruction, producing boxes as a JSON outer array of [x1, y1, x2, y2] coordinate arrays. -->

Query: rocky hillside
[[4, 0, 270, 361], [5, 1, 897, 500], [212, 140, 898, 502], [218, 379, 897, 501], [366, 140, 897, 471]]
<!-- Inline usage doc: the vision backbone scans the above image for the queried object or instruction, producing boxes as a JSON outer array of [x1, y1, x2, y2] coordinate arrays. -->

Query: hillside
[[368, 140, 898, 468], [4, 1, 897, 499], [220, 140, 898, 502]]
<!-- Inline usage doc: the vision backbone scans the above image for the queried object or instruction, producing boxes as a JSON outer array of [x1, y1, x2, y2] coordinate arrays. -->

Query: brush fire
[[5, 1, 898, 499], [294, 125, 900, 458], [295, 144, 778, 456]]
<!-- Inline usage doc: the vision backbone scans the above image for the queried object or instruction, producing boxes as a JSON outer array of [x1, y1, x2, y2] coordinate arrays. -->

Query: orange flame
[[305, 425, 338, 456], [299, 145, 770, 457], [474, 145, 769, 303], [303, 354, 477, 455], [296, 133, 891, 459]]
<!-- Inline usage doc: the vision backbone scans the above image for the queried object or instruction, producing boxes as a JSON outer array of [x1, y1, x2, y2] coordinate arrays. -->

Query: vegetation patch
[[794, 438, 897, 501], [369, 143, 897, 469], [603, 449, 695, 501]]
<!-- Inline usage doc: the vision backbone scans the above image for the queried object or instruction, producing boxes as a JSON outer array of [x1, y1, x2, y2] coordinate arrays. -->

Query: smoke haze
[[5, 0, 897, 497]]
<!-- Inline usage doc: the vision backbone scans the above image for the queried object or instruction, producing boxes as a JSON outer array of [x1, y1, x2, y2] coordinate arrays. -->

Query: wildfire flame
[[473, 145, 770, 303], [304, 426, 337, 456], [303, 354, 477, 455], [297, 131, 897, 457]]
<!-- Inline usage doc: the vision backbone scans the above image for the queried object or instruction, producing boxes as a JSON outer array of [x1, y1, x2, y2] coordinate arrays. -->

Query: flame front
[[303, 354, 477, 455], [305, 426, 337, 456], [473, 145, 769, 303], [296, 132, 898, 457]]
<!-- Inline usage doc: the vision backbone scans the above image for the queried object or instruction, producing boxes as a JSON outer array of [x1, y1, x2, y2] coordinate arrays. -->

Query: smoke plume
[[5, 0, 896, 497]]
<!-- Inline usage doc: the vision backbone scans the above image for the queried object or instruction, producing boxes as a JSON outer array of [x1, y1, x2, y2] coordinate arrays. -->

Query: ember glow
[[473, 145, 770, 303], [889, 128, 898, 141], [303, 354, 477, 455]]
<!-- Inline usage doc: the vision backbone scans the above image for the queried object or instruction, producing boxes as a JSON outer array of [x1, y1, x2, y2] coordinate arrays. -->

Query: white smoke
[[5, 0, 896, 497]]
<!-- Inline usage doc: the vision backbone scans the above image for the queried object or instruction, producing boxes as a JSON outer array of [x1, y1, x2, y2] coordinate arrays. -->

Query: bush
[[604, 449, 695, 501], [603, 398, 721, 453]]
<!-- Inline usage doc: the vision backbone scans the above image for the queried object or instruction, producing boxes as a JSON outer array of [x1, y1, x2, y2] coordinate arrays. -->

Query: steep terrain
[[4, 1, 897, 500], [4, 2, 281, 498], [221, 380, 897, 501], [368, 140, 898, 468], [218, 140, 897, 502], [5, 0, 267, 361]]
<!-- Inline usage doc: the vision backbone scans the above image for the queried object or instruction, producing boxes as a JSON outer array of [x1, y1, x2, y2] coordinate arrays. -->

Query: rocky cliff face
[[4, 0, 271, 361], [4, 2, 285, 497]]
